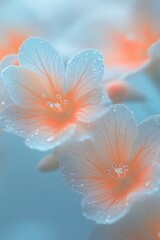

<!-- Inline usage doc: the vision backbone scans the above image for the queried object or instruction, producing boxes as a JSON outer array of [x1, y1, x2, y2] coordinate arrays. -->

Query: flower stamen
[[46, 94, 70, 113], [106, 162, 129, 180]]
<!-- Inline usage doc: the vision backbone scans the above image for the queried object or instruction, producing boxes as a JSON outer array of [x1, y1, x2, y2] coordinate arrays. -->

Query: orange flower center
[[40, 91, 77, 132], [106, 162, 129, 180]]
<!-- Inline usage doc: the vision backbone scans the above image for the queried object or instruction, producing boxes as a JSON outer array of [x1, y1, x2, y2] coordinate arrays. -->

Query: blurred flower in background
[[53, 0, 160, 105], [55, 0, 160, 70]]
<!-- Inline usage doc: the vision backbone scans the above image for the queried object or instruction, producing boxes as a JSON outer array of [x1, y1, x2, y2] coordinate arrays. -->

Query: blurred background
[[0, 0, 160, 239]]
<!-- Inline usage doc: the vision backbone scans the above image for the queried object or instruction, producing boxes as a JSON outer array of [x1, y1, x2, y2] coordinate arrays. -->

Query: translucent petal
[[1, 66, 51, 109], [130, 115, 160, 165], [19, 37, 65, 92], [82, 196, 129, 224], [75, 87, 105, 123], [0, 105, 76, 151], [25, 123, 76, 151], [126, 116, 160, 192], [54, 140, 99, 195], [66, 49, 104, 99], [90, 193, 160, 240], [0, 105, 50, 137], [93, 104, 138, 166]]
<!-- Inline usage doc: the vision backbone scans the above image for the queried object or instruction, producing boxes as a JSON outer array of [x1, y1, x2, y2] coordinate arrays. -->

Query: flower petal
[[90, 193, 160, 240], [75, 87, 106, 122], [82, 195, 129, 224], [54, 140, 98, 194], [130, 115, 160, 165], [94, 104, 138, 165], [1, 66, 51, 109], [25, 123, 76, 151], [66, 49, 104, 99], [19, 37, 65, 92], [0, 105, 76, 151]]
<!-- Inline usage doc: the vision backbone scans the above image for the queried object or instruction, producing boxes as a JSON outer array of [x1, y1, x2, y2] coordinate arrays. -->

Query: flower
[[90, 192, 160, 240], [0, 37, 104, 151], [54, 104, 160, 224], [59, 0, 160, 71]]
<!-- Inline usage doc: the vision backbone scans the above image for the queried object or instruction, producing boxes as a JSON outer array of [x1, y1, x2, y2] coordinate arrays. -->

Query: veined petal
[[0, 105, 76, 151], [54, 105, 141, 224], [93, 104, 138, 165], [66, 49, 104, 100], [75, 87, 105, 122], [54, 140, 100, 195], [128, 116, 160, 191], [1, 66, 51, 109], [0, 105, 49, 137], [25, 123, 76, 151], [19, 37, 65, 92], [90, 193, 160, 240], [130, 116, 160, 165], [82, 195, 129, 224]]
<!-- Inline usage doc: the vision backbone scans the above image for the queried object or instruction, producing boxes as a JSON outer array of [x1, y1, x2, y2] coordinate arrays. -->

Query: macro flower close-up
[[0, 0, 160, 239], [54, 104, 160, 224], [0, 37, 104, 151]]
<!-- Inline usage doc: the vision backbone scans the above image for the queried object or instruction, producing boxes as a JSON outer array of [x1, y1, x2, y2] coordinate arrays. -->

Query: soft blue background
[[0, 135, 94, 240]]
